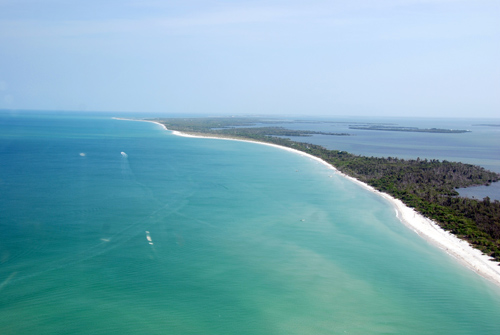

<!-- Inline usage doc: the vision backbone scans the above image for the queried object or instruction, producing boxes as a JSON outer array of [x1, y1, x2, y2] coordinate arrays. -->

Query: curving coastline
[[118, 117, 500, 287]]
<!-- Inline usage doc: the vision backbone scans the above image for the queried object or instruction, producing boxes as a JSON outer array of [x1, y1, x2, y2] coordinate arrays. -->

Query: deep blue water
[[1, 111, 500, 334]]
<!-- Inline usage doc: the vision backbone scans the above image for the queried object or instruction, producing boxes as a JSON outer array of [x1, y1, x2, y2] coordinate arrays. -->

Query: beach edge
[[118, 117, 500, 288]]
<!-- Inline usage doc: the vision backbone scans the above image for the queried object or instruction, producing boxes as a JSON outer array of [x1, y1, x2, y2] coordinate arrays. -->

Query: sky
[[0, 0, 499, 118]]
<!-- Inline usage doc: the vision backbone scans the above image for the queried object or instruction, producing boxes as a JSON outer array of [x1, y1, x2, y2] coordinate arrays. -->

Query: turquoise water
[[1, 112, 500, 334]]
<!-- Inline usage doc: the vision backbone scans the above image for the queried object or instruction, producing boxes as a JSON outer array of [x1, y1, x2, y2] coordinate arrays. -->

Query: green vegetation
[[150, 117, 500, 262], [154, 117, 350, 137]]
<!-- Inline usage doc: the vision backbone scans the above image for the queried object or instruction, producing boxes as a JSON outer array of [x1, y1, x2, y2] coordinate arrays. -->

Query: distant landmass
[[152, 117, 351, 137], [473, 124, 500, 127], [349, 125, 470, 133]]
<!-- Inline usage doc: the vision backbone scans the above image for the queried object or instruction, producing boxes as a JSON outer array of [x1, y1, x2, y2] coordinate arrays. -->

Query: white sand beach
[[123, 118, 500, 287]]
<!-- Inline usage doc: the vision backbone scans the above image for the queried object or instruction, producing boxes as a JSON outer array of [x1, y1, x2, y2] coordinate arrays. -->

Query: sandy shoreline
[[118, 117, 500, 287]]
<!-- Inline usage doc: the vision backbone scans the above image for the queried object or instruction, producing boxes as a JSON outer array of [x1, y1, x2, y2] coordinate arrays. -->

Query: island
[[473, 124, 500, 128], [148, 117, 500, 263], [349, 125, 470, 133]]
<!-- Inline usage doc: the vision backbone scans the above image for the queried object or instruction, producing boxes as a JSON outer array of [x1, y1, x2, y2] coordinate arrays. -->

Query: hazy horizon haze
[[0, 0, 498, 118]]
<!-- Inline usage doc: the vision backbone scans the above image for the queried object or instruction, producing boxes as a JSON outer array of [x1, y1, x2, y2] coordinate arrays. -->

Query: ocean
[[1, 111, 500, 334]]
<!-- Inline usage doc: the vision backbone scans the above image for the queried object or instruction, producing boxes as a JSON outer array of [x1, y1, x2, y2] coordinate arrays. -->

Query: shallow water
[[1, 112, 500, 334]]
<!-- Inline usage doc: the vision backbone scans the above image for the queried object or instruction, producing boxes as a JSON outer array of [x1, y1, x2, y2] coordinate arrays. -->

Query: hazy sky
[[0, 0, 498, 117]]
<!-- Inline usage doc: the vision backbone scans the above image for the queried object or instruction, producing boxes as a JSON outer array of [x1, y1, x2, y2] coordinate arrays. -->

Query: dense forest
[[151, 117, 500, 262]]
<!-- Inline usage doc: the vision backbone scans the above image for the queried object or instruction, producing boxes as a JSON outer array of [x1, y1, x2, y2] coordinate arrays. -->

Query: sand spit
[[119, 118, 500, 287]]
